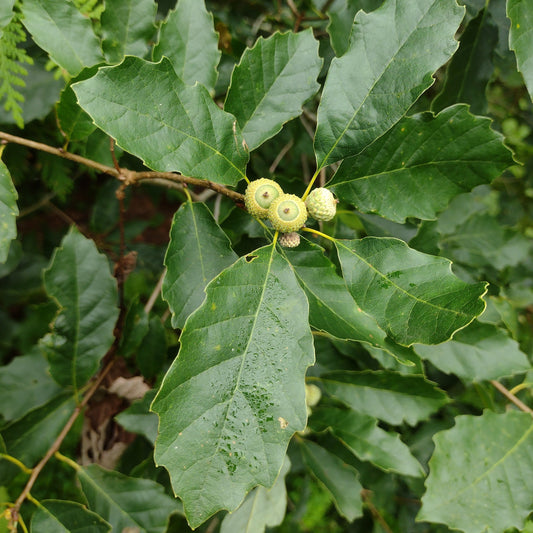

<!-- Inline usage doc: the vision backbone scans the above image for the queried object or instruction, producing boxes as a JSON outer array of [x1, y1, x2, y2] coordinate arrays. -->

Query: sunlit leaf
[[162, 201, 238, 329], [153, 0, 220, 92], [20, 0, 103, 76], [335, 238, 487, 345], [314, 0, 464, 168], [224, 29, 321, 150], [152, 244, 314, 528], [73, 57, 249, 185], [328, 105, 513, 223], [220, 457, 290, 533]]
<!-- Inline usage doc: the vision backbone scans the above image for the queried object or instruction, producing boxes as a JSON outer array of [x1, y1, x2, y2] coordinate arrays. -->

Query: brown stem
[[490, 380, 533, 414], [0, 131, 244, 202], [361, 490, 394, 533], [9, 358, 116, 530]]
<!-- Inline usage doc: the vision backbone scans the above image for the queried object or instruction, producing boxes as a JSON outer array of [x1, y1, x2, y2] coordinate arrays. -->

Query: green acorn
[[268, 193, 307, 233], [305, 187, 337, 221], [244, 178, 283, 219], [278, 232, 301, 248]]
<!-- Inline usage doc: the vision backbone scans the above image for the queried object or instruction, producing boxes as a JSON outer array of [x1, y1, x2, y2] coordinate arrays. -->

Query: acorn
[[305, 187, 337, 221], [278, 232, 301, 248], [267, 193, 307, 233], [244, 178, 283, 219]]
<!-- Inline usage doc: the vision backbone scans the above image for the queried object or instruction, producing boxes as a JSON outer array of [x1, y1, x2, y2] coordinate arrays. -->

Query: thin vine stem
[[0, 131, 244, 202], [490, 380, 533, 415]]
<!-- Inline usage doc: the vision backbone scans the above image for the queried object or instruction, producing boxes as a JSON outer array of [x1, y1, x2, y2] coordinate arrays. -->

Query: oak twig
[[491, 380, 533, 414], [0, 131, 244, 202]]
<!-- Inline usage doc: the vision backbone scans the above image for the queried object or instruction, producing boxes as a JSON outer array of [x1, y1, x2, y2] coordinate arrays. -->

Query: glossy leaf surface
[[335, 238, 487, 345], [20, 0, 103, 76], [508, 0, 533, 101], [328, 105, 513, 223], [283, 239, 415, 364], [419, 411, 533, 533], [317, 371, 448, 425], [152, 244, 314, 528], [101, 0, 156, 64], [153, 0, 220, 92], [300, 440, 363, 522], [73, 57, 249, 185], [432, 9, 497, 114], [0, 160, 18, 263], [311, 407, 423, 477], [220, 457, 290, 533], [42, 227, 119, 391], [78, 464, 178, 533], [162, 201, 238, 329], [415, 321, 530, 381], [224, 30, 321, 150], [0, 0, 14, 32], [314, 0, 464, 168], [30, 500, 111, 533]]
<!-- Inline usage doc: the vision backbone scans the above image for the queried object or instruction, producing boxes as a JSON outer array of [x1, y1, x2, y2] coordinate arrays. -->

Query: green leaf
[[419, 410, 533, 533], [220, 456, 290, 533], [153, 0, 220, 92], [20, 0, 104, 76], [0, 350, 62, 422], [152, 244, 314, 528], [415, 321, 530, 382], [314, 0, 464, 169], [508, 0, 533, 101], [282, 239, 415, 365], [299, 440, 363, 522], [0, 160, 18, 264], [78, 464, 178, 533], [42, 227, 119, 391], [432, 8, 497, 114], [439, 212, 531, 270], [0, 394, 76, 472], [56, 83, 97, 144], [30, 500, 111, 533], [335, 238, 487, 345], [73, 57, 249, 185], [311, 406, 423, 477], [0, 0, 14, 33], [317, 370, 448, 425], [136, 317, 167, 379], [115, 390, 158, 444], [162, 201, 238, 329], [119, 300, 149, 357], [328, 105, 513, 223], [326, 0, 383, 57], [224, 29, 321, 151], [101, 0, 156, 64]]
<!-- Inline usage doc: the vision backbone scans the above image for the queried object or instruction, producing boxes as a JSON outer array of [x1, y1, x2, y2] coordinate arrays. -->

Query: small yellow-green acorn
[[278, 232, 301, 248], [305, 187, 337, 221], [244, 178, 283, 219], [268, 193, 307, 233]]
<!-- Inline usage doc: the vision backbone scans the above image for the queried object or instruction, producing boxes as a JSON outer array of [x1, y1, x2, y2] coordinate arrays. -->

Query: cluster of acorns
[[244, 178, 337, 248]]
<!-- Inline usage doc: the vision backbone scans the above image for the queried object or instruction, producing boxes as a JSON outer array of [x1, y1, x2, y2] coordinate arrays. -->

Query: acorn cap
[[278, 232, 301, 248], [244, 178, 283, 219], [305, 187, 337, 221], [268, 193, 307, 233]]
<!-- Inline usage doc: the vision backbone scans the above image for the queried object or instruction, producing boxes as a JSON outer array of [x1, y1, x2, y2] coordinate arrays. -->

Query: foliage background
[[0, 0, 533, 532]]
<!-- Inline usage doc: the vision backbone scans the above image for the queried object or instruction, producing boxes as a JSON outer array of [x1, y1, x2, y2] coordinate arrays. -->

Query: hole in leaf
[[245, 254, 258, 263]]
